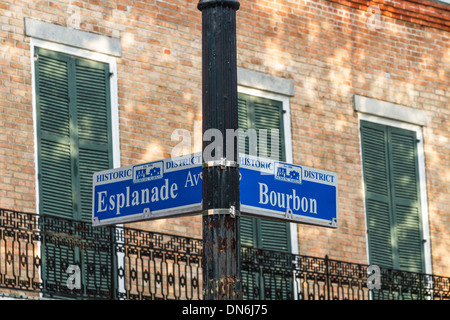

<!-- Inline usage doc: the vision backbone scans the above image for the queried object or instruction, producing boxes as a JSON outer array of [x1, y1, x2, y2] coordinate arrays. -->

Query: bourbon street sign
[[92, 153, 338, 228], [239, 155, 338, 228], [92, 153, 202, 226]]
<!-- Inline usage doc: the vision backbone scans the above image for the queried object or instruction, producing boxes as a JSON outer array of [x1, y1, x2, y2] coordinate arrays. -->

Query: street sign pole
[[92, 0, 338, 300], [198, 0, 242, 300]]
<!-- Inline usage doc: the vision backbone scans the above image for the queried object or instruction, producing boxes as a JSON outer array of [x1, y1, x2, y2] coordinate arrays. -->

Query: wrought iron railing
[[242, 246, 450, 300], [1, 208, 449, 300]]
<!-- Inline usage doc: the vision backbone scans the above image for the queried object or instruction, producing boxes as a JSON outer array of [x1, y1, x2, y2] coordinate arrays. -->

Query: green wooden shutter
[[238, 93, 290, 252], [252, 97, 285, 163], [36, 49, 74, 220], [74, 58, 115, 296], [238, 96, 256, 248], [75, 58, 113, 222], [389, 127, 424, 273], [361, 121, 424, 273], [360, 122, 394, 269]]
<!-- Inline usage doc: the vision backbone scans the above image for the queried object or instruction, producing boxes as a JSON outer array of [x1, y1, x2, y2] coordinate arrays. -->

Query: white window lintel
[[354, 95, 428, 127], [25, 18, 122, 57]]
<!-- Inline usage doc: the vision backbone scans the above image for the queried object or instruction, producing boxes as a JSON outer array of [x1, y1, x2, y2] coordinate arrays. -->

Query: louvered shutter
[[389, 127, 424, 273], [238, 96, 257, 248], [75, 58, 113, 222], [360, 122, 394, 268], [36, 49, 74, 220], [35, 48, 74, 296], [251, 96, 289, 252], [252, 98, 285, 163], [74, 59, 114, 295], [361, 121, 424, 273]]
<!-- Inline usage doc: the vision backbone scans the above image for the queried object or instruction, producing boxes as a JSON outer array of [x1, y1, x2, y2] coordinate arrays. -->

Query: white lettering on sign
[[96, 168, 132, 182], [165, 154, 202, 171], [97, 179, 178, 215], [184, 171, 202, 187], [303, 169, 335, 184], [258, 183, 317, 214], [240, 156, 274, 170]]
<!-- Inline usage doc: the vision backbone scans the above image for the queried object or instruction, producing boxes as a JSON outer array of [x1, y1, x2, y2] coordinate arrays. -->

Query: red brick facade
[[0, 0, 448, 277], [330, 0, 450, 31]]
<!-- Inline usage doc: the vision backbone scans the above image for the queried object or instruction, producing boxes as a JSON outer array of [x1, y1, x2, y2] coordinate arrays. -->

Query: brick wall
[[0, 0, 448, 276], [235, 0, 449, 273], [329, 0, 450, 31], [0, 0, 34, 213]]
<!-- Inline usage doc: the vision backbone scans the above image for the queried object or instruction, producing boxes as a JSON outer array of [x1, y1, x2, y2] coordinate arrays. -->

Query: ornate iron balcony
[[0, 208, 449, 300]]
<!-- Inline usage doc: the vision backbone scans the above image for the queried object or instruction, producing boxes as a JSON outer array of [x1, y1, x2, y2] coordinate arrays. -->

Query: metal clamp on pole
[[202, 158, 239, 170], [202, 205, 239, 218]]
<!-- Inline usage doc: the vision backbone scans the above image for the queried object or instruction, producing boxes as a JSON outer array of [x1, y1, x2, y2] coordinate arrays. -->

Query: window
[[35, 47, 113, 222], [360, 120, 425, 273], [34, 47, 115, 296], [238, 92, 291, 252], [238, 91, 293, 299]]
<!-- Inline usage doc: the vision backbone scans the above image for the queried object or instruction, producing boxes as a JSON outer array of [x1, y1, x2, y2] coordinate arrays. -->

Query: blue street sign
[[239, 155, 338, 228], [92, 153, 203, 226], [92, 154, 338, 228]]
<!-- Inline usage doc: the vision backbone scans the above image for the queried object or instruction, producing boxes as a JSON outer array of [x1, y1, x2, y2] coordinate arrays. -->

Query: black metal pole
[[198, 0, 242, 300]]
